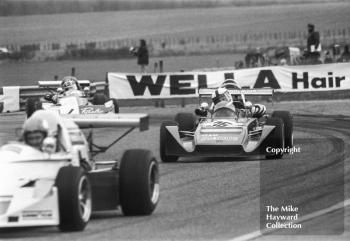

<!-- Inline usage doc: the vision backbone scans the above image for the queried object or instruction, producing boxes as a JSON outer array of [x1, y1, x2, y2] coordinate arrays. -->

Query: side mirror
[[42, 137, 56, 154]]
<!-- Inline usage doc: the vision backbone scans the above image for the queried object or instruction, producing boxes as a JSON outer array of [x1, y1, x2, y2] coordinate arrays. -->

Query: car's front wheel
[[160, 121, 179, 163], [271, 111, 293, 148], [111, 98, 119, 113], [26, 98, 42, 118], [55, 166, 92, 231], [119, 149, 159, 215], [92, 93, 108, 105], [175, 112, 196, 138], [265, 117, 284, 159]]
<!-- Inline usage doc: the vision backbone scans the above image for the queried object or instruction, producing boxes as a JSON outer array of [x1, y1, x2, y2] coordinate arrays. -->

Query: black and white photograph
[[0, 0, 349, 240]]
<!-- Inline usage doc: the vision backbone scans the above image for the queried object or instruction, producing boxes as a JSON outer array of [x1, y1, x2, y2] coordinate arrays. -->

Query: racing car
[[25, 77, 119, 118], [0, 110, 159, 231], [160, 88, 293, 162]]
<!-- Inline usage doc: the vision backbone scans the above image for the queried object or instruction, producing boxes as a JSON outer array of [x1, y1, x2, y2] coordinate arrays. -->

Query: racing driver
[[195, 79, 267, 118], [44, 76, 83, 103], [22, 111, 58, 154]]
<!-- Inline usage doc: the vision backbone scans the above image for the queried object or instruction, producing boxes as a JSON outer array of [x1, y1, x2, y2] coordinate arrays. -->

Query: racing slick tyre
[[265, 117, 284, 159], [92, 93, 108, 105], [119, 149, 159, 215], [175, 112, 196, 138], [111, 98, 120, 113], [160, 121, 179, 163], [26, 98, 42, 118], [55, 166, 92, 231], [272, 111, 293, 149]]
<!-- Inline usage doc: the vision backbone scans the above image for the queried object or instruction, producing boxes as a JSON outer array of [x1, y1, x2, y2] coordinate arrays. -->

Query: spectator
[[130, 39, 149, 73], [323, 51, 333, 64], [332, 44, 341, 61], [234, 60, 244, 69], [279, 58, 287, 66], [338, 45, 350, 62], [306, 23, 321, 64]]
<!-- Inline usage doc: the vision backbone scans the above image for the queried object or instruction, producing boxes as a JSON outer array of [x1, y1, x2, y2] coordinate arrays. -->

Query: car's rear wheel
[[92, 93, 108, 105], [111, 98, 119, 113], [119, 149, 159, 215], [26, 98, 42, 118], [160, 121, 179, 163], [265, 117, 284, 159], [56, 166, 92, 231], [175, 112, 196, 138], [272, 111, 293, 148]]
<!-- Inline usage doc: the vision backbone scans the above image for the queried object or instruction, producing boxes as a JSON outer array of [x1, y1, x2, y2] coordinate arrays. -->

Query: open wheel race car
[[160, 88, 293, 162], [26, 77, 119, 118], [0, 110, 159, 231]]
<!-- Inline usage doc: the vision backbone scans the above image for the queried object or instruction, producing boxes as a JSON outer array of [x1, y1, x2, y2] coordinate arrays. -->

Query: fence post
[[71, 67, 76, 76], [159, 60, 163, 73], [181, 98, 186, 107]]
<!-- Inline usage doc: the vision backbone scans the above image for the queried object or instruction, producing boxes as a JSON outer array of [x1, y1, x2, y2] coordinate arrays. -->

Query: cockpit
[[212, 102, 237, 118], [213, 108, 237, 118]]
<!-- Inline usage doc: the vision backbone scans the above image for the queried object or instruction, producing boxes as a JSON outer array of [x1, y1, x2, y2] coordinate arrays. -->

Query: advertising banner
[[108, 63, 350, 99]]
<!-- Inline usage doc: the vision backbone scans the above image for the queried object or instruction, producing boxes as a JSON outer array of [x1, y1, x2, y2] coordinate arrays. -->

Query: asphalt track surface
[[0, 113, 349, 241]]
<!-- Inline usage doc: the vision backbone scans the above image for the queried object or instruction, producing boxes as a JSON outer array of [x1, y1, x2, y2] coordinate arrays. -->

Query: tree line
[[0, 0, 338, 16]]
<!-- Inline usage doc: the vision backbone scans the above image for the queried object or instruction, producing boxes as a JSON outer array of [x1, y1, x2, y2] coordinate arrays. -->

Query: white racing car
[[26, 77, 119, 117], [0, 110, 159, 231]]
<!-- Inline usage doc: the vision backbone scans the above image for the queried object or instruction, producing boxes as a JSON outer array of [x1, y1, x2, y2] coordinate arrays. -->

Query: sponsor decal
[[22, 210, 53, 220], [211, 120, 235, 127], [79, 106, 109, 114], [199, 134, 238, 142]]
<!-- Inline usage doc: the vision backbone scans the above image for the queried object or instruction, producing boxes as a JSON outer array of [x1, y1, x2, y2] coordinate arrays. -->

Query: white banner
[[0, 86, 20, 113], [108, 62, 350, 99]]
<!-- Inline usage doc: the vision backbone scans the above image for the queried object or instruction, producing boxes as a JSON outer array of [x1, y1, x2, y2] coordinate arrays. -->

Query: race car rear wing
[[63, 113, 149, 131], [198, 88, 274, 97], [38, 80, 91, 88]]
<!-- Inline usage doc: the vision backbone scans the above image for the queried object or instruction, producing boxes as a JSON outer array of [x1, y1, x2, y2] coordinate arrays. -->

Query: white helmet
[[22, 115, 49, 149], [61, 76, 78, 91], [212, 87, 232, 105], [22, 110, 59, 149], [221, 79, 241, 90]]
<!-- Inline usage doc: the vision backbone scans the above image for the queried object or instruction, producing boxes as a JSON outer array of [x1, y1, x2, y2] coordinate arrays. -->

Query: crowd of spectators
[[238, 23, 350, 69]]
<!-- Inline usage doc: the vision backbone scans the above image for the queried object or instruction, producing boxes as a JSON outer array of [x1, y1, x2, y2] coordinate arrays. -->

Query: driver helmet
[[61, 76, 79, 91], [212, 87, 232, 105], [22, 116, 50, 149], [220, 79, 241, 90]]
